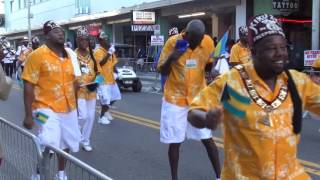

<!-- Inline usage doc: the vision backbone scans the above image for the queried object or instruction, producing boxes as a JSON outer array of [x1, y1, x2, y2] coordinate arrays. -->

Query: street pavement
[[0, 82, 320, 180]]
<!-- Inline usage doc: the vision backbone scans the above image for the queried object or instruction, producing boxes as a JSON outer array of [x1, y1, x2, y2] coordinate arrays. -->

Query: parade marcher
[[229, 26, 251, 67], [16, 37, 32, 71], [154, 27, 179, 91], [157, 19, 221, 180], [188, 14, 320, 179], [94, 32, 121, 125], [31, 36, 41, 50], [2, 47, 15, 78], [75, 26, 100, 151], [22, 20, 81, 180], [0, 46, 12, 101]]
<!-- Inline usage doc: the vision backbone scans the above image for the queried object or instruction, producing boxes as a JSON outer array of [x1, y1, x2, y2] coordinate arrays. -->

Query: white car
[[115, 66, 142, 92]]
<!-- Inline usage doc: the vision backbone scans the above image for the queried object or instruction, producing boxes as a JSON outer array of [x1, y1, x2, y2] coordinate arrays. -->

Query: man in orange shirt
[[157, 19, 221, 180], [22, 21, 81, 180], [94, 32, 121, 125], [229, 26, 251, 67], [188, 14, 320, 180]]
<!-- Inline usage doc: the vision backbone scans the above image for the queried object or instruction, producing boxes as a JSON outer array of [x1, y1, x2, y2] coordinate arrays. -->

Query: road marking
[[12, 85, 320, 176], [109, 110, 320, 176]]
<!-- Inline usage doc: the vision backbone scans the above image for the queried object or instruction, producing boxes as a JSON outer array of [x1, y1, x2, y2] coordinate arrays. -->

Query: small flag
[[214, 31, 229, 58], [94, 75, 104, 84], [220, 84, 251, 119], [34, 112, 49, 126]]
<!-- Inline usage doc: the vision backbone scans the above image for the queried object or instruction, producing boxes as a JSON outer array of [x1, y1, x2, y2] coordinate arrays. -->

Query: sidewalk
[[136, 72, 160, 82], [136, 72, 162, 93]]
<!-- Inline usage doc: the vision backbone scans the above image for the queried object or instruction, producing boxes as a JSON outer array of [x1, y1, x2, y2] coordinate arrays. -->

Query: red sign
[[88, 25, 101, 36]]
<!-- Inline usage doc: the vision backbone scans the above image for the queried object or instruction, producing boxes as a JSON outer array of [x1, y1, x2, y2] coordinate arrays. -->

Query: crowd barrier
[[0, 117, 113, 180]]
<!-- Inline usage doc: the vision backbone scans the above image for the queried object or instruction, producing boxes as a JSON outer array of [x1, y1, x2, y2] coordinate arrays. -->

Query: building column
[[312, 0, 319, 50], [102, 23, 113, 42], [211, 13, 219, 38], [156, 16, 169, 41], [235, 0, 247, 40]]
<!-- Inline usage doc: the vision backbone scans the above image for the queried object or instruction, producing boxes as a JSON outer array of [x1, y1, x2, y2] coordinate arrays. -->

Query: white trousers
[[33, 108, 81, 152], [160, 99, 212, 144], [77, 98, 96, 144], [97, 84, 121, 105]]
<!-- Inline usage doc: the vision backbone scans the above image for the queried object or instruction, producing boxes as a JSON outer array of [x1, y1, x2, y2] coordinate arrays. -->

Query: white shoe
[[55, 173, 67, 180], [30, 174, 40, 180], [105, 111, 114, 120], [99, 116, 110, 125], [81, 141, 93, 152]]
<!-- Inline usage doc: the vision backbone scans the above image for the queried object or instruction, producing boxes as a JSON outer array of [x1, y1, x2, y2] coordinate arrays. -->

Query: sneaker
[[30, 174, 40, 180], [55, 173, 67, 180], [99, 116, 110, 125], [105, 111, 114, 120], [81, 141, 93, 152]]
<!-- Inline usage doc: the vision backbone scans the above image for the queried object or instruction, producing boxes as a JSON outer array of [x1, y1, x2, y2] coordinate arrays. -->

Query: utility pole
[[27, 0, 32, 45], [312, 0, 319, 50]]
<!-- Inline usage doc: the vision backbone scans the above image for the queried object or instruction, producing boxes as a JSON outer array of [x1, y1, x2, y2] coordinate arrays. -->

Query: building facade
[[3, 0, 319, 70]]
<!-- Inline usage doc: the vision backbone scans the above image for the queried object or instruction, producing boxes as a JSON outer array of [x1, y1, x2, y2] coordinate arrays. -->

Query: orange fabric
[[190, 62, 320, 179], [157, 34, 215, 107], [22, 45, 76, 113], [75, 49, 97, 100], [94, 47, 118, 84], [312, 57, 320, 69], [229, 42, 251, 64]]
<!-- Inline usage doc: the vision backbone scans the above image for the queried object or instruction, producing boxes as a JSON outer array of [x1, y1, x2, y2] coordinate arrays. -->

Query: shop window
[[75, 0, 90, 15]]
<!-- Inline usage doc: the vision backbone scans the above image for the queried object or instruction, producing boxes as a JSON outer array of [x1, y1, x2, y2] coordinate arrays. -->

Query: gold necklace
[[235, 65, 289, 127]]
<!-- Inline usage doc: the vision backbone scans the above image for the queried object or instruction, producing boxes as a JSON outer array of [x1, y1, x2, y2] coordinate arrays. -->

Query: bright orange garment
[[190, 62, 319, 180], [157, 34, 215, 107], [230, 41, 251, 64], [76, 49, 97, 100], [94, 47, 118, 84], [22, 45, 76, 113]]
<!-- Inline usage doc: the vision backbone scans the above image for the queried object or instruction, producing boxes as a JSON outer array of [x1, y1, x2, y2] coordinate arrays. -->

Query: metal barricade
[[0, 117, 42, 180], [0, 117, 113, 180], [41, 145, 112, 180]]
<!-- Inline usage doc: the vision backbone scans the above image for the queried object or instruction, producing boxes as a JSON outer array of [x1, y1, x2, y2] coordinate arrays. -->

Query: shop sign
[[272, 0, 299, 12], [88, 25, 101, 36], [131, 24, 159, 32], [132, 11, 155, 25], [150, 35, 164, 46], [304, 50, 320, 66]]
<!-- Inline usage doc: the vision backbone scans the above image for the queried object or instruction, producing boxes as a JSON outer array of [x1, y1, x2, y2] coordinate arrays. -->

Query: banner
[[132, 11, 155, 25], [150, 35, 164, 46], [304, 50, 320, 66]]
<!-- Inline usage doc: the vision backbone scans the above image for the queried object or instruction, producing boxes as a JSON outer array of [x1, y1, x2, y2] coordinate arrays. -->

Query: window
[[75, 0, 90, 15], [18, 0, 21, 9]]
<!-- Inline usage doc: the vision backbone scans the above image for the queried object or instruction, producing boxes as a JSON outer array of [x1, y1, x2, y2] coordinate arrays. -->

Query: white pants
[[33, 108, 81, 152], [97, 84, 121, 105], [78, 99, 96, 144], [160, 99, 212, 144]]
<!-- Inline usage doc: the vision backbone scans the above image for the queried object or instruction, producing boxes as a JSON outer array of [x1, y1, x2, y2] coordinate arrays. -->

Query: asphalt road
[[0, 83, 319, 180]]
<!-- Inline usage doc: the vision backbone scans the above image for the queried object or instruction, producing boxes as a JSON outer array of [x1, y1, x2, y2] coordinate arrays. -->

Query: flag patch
[[220, 84, 251, 119]]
